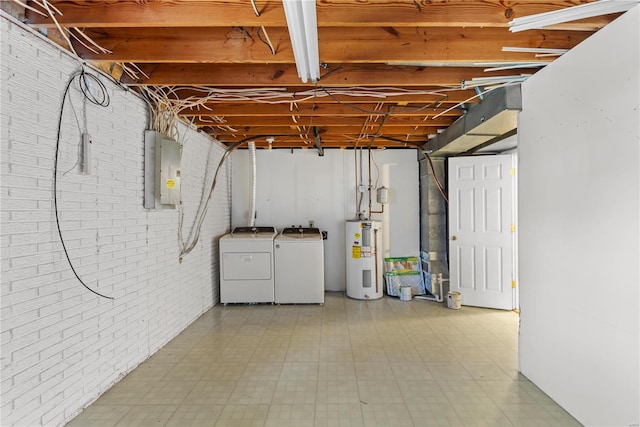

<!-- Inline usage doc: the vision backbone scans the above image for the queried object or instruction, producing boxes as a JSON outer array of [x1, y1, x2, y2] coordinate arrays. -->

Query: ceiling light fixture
[[508, 0, 639, 32], [283, 0, 320, 83]]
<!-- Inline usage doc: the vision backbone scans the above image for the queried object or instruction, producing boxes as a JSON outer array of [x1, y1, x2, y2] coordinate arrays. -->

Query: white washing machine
[[219, 226, 277, 304], [274, 227, 324, 304]]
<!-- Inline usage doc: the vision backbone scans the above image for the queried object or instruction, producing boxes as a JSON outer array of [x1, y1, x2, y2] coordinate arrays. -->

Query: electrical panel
[[144, 130, 181, 209]]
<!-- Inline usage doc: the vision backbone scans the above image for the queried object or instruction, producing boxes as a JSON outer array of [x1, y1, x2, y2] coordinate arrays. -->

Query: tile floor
[[67, 293, 581, 427]]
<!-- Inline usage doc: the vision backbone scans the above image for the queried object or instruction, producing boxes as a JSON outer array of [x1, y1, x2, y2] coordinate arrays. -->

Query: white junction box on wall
[[144, 130, 181, 208]]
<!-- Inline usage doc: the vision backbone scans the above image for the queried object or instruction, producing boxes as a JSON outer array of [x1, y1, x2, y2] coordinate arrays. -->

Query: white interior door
[[448, 154, 515, 310]]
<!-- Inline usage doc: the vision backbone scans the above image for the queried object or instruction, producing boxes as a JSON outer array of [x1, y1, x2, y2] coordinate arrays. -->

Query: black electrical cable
[[375, 135, 426, 146], [320, 87, 448, 116], [359, 129, 449, 203], [319, 64, 342, 80], [54, 69, 114, 300], [256, 27, 275, 55], [367, 110, 390, 149], [78, 71, 110, 107]]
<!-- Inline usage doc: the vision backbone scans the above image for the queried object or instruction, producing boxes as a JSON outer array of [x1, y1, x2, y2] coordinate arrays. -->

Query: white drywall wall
[[518, 7, 639, 426], [0, 16, 230, 426], [231, 149, 420, 291]]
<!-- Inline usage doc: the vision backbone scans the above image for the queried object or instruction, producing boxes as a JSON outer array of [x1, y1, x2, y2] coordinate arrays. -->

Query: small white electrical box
[[144, 130, 181, 209]]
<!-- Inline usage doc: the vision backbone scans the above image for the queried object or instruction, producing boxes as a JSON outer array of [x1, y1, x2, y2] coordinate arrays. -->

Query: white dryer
[[274, 227, 324, 304], [219, 226, 277, 304]]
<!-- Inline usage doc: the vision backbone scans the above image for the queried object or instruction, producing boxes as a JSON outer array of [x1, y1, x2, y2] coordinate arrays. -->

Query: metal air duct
[[423, 84, 522, 156]]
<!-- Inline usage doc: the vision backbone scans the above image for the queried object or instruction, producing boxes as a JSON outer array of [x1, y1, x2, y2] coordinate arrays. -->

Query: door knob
[[451, 236, 457, 241]]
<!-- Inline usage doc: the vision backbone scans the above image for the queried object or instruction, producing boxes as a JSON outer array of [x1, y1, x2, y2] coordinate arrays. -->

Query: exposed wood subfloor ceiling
[[10, 1, 619, 149]]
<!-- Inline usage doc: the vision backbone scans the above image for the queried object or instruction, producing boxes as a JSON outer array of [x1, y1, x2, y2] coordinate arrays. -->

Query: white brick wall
[[1, 16, 231, 426]]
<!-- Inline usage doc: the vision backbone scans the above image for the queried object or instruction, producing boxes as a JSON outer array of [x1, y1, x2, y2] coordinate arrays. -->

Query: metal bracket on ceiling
[[313, 126, 324, 157], [474, 86, 485, 101]]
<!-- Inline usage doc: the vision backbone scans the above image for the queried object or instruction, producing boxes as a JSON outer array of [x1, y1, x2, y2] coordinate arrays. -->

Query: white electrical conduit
[[508, 0, 639, 32], [247, 141, 257, 227], [178, 139, 249, 261], [502, 47, 569, 55]]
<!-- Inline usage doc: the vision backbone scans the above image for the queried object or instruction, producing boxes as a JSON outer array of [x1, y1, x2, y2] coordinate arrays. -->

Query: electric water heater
[[345, 220, 383, 300]]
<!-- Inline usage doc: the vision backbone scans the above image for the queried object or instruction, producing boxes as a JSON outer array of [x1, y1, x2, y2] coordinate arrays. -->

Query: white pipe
[[247, 141, 257, 227], [414, 273, 445, 303]]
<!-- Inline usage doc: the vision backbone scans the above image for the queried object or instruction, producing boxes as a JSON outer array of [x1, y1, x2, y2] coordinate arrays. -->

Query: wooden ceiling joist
[[209, 134, 429, 147], [26, 0, 614, 30], [154, 88, 480, 105], [73, 26, 589, 64], [207, 125, 440, 136], [180, 102, 462, 117], [232, 140, 419, 149], [122, 63, 539, 87], [192, 116, 456, 127]]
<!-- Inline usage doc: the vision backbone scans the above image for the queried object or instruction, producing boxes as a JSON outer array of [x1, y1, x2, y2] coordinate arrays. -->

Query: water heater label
[[352, 246, 361, 258]]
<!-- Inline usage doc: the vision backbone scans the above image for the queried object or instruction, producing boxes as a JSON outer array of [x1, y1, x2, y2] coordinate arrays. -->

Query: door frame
[[447, 153, 518, 310]]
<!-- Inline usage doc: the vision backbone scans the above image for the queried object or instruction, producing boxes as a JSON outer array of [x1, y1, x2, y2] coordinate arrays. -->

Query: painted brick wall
[[0, 16, 231, 426]]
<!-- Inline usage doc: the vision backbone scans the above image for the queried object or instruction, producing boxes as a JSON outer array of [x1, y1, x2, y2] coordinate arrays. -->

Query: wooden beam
[[122, 63, 539, 87], [209, 140, 423, 149], [209, 131, 431, 139], [206, 134, 429, 147], [208, 125, 442, 136], [73, 27, 589, 63], [149, 87, 479, 105], [191, 116, 456, 127], [180, 102, 463, 117], [27, 1, 613, 29], [209, 135, 426, 149]]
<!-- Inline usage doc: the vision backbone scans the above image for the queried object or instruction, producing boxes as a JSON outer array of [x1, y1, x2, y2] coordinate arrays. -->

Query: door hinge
[[510, 168, 516, 176], [511, 280, 516, 289], [510, 224, 516, 232]]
